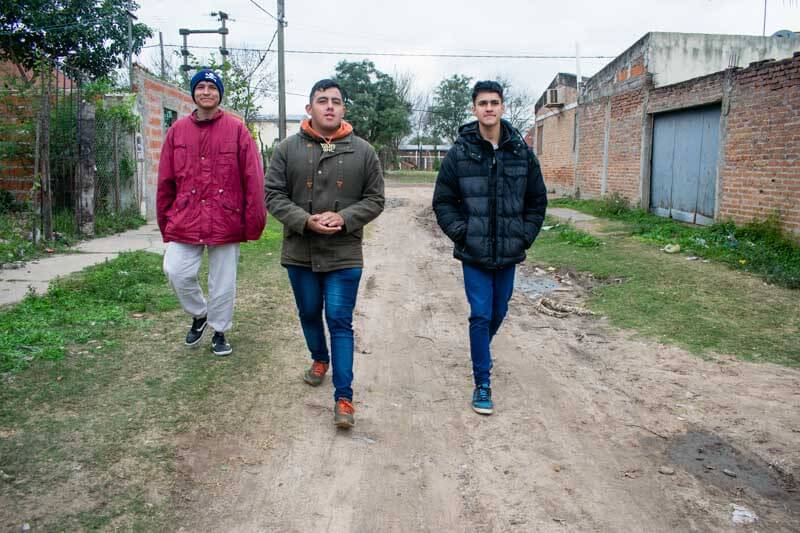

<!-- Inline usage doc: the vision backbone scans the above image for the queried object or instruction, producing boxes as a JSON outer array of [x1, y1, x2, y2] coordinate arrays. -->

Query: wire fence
[[0, 62, 139, 244]]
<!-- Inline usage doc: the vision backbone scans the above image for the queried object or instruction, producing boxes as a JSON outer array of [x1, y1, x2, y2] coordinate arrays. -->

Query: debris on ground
[[658, 466, 676, 475], [730, 504, 758, 525], [663, 244, 681, 254], [535, 297, 594, 318]]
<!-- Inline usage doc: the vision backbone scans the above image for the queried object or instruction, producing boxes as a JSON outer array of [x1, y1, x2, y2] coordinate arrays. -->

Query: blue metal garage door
[[650, 105, 721, 225]]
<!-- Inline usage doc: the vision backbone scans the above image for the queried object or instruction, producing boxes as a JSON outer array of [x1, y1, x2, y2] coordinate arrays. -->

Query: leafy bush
[[550, 198, 800, 288], [556, 226, 602, 247]]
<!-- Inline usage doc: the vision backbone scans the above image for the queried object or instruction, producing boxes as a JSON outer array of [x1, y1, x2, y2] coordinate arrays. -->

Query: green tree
[[333, 60, 411, 150], [428, 74, 473, 144], [0, 0, 152, 80]]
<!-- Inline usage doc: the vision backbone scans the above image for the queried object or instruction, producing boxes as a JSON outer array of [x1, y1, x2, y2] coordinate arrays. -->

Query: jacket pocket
[[167, 194, 190, 218], [216, 142, 238, 180], [173, 144, 188, 174], [222, 199, 244, 229]]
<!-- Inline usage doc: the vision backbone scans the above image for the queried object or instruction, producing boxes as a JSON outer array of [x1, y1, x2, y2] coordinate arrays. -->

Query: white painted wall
[[252, 115, 305, 148], [648, 32, 800, 87]]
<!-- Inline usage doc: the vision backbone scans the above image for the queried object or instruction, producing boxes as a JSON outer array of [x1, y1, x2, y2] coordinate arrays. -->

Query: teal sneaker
[[472, 384, 493, 415]]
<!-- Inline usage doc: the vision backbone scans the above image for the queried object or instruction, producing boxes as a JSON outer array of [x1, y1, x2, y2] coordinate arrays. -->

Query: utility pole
[[277, 0, 287, 141], [179, 11, 230, 86], [126, 10, 137, 89], [159, 31, 165, 78]]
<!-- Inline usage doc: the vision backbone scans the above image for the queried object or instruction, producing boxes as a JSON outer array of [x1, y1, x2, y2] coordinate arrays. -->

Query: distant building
[[395, 144, 451, 171], [252, 114, 305, 150], [530, 73, 587, 195]]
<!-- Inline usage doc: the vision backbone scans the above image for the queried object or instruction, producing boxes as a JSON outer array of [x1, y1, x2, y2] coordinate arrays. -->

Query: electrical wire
[[142, 43, 614, 60], [247, 0, 279, 23]]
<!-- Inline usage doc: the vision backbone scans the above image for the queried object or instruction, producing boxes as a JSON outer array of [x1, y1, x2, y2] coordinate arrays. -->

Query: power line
[[247, 0, 279, 22], [143, 43, 614, 60]]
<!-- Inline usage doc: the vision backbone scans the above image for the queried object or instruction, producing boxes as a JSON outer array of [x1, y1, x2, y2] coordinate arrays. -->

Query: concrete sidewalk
[[547, 207, 597, 222], [0, 223, 166, 308]]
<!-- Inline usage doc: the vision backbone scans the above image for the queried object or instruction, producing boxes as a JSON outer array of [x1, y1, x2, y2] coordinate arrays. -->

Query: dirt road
[[176, 185, 800, 532]]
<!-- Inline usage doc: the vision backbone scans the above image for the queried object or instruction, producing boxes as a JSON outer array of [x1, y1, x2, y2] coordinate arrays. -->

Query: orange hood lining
[[301, 119, 353, 143]]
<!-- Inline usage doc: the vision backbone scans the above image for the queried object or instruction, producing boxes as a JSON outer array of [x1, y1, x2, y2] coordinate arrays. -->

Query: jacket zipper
[[490, 154, 497, 266]]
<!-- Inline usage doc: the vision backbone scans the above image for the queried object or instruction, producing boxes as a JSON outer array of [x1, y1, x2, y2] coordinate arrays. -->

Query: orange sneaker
[[334, 398, 355, 428], [303, 361, 329, 386]]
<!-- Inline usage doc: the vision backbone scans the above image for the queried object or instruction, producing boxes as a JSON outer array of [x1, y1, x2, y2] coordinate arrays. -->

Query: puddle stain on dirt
[[667, 430, 799, 510], [516, 271, 561, 300]]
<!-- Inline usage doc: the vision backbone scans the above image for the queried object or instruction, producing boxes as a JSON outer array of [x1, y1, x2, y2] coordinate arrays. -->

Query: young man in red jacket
[[157, 69, 266, 356]]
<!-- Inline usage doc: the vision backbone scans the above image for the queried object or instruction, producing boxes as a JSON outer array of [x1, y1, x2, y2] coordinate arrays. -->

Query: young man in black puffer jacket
[[432, 80, 547, 415]]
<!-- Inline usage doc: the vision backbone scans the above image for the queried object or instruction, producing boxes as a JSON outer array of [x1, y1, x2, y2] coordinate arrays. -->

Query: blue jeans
[[462, 263, 516, 387], [286, 266, 362, 401]]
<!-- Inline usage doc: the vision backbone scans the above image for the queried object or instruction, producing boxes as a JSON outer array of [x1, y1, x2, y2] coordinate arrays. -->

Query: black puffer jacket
[[432, 119, 547, 269]]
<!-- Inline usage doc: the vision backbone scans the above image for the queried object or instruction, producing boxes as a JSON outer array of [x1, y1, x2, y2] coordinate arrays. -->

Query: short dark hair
[[309, 79, 345, 103], [471, 80, 504, 103]]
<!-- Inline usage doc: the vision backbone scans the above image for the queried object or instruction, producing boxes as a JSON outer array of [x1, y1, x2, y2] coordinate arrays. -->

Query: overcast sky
[[133, 0, 800, 115]]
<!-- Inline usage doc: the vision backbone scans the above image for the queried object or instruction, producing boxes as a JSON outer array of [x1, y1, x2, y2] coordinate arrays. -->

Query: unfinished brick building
[[532, 32, 800, 235]]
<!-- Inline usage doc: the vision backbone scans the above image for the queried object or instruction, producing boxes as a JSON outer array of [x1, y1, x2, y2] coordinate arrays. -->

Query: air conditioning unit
[[544, 88, 563, 108]]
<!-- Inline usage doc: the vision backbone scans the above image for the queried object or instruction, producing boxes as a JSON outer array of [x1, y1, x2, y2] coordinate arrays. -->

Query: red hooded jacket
[[157, 110, 266, 244]]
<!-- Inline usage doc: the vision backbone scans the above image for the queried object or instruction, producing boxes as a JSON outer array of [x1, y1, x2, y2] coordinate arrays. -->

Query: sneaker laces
[[476, 386, 491, 402], [337, 398, 354, 414], [311, 361, 328, 377]]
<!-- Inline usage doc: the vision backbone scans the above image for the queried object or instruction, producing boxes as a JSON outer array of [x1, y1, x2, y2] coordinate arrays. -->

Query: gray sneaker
[[334, 398, 355, 428], [185, 316, 207, 347], [211, 332, 232, 356], [303, 361, 329, 386]]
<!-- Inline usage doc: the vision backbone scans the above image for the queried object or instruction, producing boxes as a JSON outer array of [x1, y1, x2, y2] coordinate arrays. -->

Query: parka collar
[[456, 118, 520, 150], [190, 109, 225, 124]]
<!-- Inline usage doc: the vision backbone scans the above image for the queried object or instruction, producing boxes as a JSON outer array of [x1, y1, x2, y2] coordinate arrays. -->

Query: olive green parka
[[265, 129, 384, 272]]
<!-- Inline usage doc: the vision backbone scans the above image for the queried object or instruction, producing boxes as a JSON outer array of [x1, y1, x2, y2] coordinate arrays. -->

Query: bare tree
[[142, 49, 184, 86], [495, 75, 536, 135], [223, 46, 277, 128]]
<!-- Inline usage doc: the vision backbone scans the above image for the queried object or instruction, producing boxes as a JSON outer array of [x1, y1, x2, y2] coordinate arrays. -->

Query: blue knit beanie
[[190, 69, 224, 102]]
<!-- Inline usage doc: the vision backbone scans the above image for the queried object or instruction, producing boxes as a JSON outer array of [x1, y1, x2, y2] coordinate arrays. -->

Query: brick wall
[[648, 71, 724, 114], [132, 66, 194, 220], [0, 95, 36, 201], [0, 62, 74, 202], [606, 88, 645, 201], [575, 98, 607, 198], [534, 106, 577, 194], [720, 54, 800, 234]]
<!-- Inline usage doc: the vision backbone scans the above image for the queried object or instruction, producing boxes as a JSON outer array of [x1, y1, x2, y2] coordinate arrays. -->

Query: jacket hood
[[300, 119, 353, 142], [456, 118, 522, 149]]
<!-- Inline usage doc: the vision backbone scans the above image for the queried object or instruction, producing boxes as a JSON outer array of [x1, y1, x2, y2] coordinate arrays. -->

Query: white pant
[[163, 242, 240, 333]]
